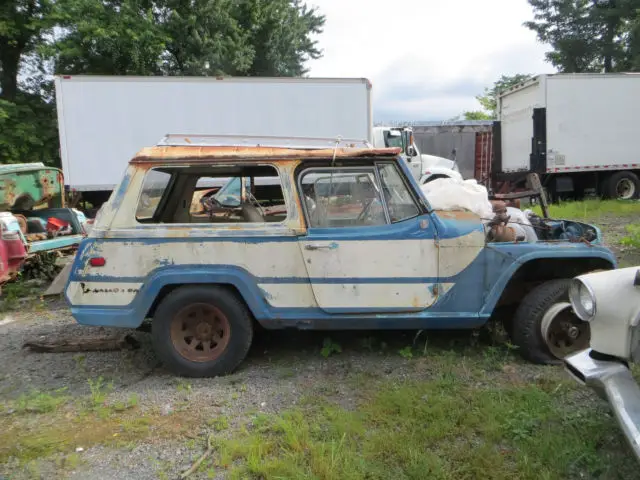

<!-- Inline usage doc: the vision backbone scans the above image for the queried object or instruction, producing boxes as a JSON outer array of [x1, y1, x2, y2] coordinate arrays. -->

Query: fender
[[68, 264, 275, 328], [479, 245, 617, 317]]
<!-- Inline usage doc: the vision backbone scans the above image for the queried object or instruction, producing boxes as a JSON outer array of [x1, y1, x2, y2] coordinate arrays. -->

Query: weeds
[[320, 337, 342, 358], [14, 388, 70, 414], [398, 346, 413, 359], [621, 223, 640, 249], [533, 198, 640, 220], [209, 379, 620, 479]]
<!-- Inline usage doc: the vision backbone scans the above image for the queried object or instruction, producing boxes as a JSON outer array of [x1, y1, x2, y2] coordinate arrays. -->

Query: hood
[[420, 154, 459, 172]]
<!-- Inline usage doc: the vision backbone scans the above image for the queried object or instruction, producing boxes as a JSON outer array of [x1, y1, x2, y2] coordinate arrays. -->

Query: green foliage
[[398, 345, 413, 359], [0, 0, 325, 165], [460, 74, 532, 120], [0, 95, 59, 165], [525, 0, 640, 73], [463, 110, 492, 120], [621, 223, 640, 248], [211, 380, 621, 479], [52, 0, 169, 75], [320, 337, 342, 358], [532, 198, 640, 220], [14, 388, 70, 414]]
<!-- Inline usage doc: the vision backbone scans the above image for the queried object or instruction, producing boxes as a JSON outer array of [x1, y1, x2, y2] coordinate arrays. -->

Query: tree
[[525, 0, 640, 73], [0, 0, 52, 101], [463, 74, 533, 120], [463, 111, 492, 121], [0, 0, 325, 165], [52, 0, 169, 75], [157, 0, 254, 76], [234, 0, 325, 76], [51, 0, 325, 77]]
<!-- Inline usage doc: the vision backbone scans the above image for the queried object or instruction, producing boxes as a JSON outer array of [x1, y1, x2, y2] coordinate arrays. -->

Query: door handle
[[304, 243, 334, 251]]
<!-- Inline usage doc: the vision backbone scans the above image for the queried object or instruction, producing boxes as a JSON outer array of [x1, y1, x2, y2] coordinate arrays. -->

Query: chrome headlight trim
[[569, 278, 597, 322]]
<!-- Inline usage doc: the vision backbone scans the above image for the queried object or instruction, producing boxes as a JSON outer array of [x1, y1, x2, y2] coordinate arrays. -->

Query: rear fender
[[66, 264, 269, 329]]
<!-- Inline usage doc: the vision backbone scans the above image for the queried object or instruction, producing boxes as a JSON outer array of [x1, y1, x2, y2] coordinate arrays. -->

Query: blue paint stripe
[[69, 273, 445, 284]]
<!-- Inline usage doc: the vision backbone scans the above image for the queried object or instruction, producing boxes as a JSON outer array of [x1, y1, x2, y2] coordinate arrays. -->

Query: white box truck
[[495, 73, 640, 199], [54, 75, 461, 211], [54, 75, 373, 208]]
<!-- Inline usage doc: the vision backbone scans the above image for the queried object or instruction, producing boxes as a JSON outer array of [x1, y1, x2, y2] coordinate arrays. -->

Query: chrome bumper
[[564, 349, 640, 460]]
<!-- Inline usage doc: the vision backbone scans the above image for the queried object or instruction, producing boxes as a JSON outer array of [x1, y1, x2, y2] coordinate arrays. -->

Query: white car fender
[[419, 167, 463, 185]]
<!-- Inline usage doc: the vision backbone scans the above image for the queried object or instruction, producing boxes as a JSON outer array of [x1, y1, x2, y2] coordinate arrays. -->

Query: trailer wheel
[[511, 279, 590, 365], [152, 285, 253, 377], [604, 171, 639, 200]]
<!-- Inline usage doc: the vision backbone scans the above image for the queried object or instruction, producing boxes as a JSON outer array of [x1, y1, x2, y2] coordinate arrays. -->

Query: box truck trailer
[[54, 75, 460, 211], [54, 75, 373, 208], [494, 73, 640, 200]]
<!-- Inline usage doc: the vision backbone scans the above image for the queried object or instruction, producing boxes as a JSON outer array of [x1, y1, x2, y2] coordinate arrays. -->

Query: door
[[298, 161, 439, 314]]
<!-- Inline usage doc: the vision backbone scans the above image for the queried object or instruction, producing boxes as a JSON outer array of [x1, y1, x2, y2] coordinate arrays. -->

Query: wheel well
[[145, 283, 250, 320], [494, 257, 614, 309]]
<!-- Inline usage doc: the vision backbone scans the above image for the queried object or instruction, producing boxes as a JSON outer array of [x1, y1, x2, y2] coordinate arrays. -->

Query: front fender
[[479, 244, 617, 317]]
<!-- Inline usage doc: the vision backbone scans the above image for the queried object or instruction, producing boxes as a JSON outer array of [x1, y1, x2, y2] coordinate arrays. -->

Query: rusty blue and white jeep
[[64, 135, 617, 377]]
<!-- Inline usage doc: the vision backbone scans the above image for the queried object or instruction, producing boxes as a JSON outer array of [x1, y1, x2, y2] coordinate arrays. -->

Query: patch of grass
[[210, 378, 632, 479], [0, 407, 199, 464], [533, 198, 640, 220], [13, 388, 70, 414], [621, 223, 640, 249], [208, 415, 230, 432]]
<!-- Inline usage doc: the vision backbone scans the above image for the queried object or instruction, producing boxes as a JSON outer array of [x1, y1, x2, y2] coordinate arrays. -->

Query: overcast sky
[[306, 0, 554, 122]]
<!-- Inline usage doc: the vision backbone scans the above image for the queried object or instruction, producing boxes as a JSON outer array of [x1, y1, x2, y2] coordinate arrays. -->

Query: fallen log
[[23, 334, 140, 353]]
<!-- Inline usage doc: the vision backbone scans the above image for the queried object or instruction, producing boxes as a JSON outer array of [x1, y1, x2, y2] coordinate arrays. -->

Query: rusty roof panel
[[130, 146, 401, 164]]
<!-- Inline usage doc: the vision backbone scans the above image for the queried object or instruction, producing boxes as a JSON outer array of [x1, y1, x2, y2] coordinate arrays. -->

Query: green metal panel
[[0, 164, 64, 211]]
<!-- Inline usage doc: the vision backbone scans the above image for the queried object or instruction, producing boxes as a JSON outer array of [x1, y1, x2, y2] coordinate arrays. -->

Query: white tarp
[[420, 178, 493, 220], [420, 178, 538, 242]]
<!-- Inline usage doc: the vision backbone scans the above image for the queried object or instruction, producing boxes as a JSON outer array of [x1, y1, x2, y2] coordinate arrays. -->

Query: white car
[[564, 266, 640, 460]]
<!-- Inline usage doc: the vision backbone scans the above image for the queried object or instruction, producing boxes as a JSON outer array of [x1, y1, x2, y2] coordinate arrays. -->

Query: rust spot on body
[[130, 146, 401, 165], [435, 210, 480, 221]]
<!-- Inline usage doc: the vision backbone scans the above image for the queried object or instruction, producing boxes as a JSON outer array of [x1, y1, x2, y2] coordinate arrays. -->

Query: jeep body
[[64, 140, 616, 377]]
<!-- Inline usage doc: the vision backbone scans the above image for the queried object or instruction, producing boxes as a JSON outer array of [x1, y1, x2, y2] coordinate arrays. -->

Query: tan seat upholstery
[[242, 204, 265, 223]]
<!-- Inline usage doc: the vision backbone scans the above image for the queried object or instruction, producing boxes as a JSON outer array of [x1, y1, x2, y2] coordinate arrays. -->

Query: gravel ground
[[0, 212, 637, 479], [1, 302, 443, 479]]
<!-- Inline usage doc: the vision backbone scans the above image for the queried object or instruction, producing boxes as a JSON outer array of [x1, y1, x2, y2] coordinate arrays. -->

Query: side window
[[377, 163, 420, 222], [136, 170, 171, 221], [136, 166, 287, 224], [300, 168, 387, 228]]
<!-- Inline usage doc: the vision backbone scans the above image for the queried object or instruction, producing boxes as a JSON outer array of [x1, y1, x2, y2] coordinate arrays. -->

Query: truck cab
[[65, 135, 616, 378], [372, 126, 462, 184]]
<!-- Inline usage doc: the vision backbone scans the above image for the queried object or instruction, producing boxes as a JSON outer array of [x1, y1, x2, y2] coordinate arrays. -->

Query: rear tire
[[511, 279, 590, 365], [604, 171, 639, 200], [152, 285, 253, 377]]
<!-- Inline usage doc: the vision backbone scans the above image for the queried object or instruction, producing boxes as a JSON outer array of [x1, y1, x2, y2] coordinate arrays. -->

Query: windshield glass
[[212, 177, 244, 206]]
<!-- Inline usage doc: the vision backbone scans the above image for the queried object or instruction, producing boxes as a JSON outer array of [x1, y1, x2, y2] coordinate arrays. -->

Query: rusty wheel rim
[[170, 303, 231, 363], [540, 302, 590, 359]]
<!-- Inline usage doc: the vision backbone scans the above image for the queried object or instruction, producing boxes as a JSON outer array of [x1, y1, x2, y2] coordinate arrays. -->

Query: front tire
[[511, 279, 590, 364], [152, 285, 254, 377]]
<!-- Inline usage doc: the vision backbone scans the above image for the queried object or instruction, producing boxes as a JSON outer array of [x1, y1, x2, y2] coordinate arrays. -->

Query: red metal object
[[89, 257, 106, 267], [0, 229, 27, 286], [474, 131, 493, 187], [46, 217, 69, 232]]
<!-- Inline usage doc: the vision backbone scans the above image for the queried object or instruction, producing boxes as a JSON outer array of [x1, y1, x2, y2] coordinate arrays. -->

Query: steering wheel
[[201, 193, 223, 213]]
